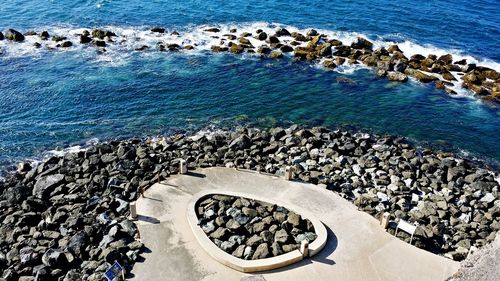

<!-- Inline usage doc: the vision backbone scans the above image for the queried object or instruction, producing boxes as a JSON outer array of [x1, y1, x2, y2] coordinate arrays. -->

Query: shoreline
[[0, 125, 498, 279], [2, 122, 500, 180]]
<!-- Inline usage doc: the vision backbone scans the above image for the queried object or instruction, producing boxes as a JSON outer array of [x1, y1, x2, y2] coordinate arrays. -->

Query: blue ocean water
[[0, 0, 499, 171]]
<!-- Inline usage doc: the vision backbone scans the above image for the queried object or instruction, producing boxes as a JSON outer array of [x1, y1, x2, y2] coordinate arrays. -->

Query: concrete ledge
[[186, 190, 328, 272]]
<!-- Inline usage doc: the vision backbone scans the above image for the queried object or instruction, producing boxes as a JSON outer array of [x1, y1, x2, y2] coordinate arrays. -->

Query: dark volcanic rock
[[93, 40, 106, 47], [41, 249, 67, 268], [0, 120, 499, 280], [275, 28, 291, 37], [61, 41, 73, 48], [80, 35, 92, 44], [196, 194, 316, 260], [33, 174, 64, 199], [351, 37, 373, 49], [5, 29, 25, 42], [204, 27, 220, 33], [151, 27, 165, 33]]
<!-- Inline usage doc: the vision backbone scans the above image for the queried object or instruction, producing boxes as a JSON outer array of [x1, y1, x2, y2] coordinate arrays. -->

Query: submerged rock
[[204, 27, 220, 33], [61, 41, 73, 48], [151, 27, 165, 33], [387, 71, 408, 82], [80, 35, 92, 44]]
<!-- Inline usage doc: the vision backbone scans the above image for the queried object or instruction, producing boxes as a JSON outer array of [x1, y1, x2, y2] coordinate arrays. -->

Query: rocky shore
[[196, 194, 317, 260], [0, 126, 498, 280], [1, 26, 499, 103]]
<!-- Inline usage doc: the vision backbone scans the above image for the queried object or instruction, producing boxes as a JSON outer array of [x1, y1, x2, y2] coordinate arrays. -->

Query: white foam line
[[1, 22, 498, 69], [1, 22, 499, 98]]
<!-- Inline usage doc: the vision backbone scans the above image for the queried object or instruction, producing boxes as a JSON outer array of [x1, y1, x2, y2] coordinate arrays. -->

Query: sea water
[[0, 0, 499, 172]]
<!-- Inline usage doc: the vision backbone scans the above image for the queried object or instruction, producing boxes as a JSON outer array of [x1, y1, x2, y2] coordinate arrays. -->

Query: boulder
[[90, 29, 115, 39], [80, 35, 92, 44], [229, 135, 251, 149], [67, 232, 87, 257], [328, 39, 343, 46], [61, 41, 73, 48], [151, 27, 165, 33], [404, 69, 438, 83], [306, 34, 322, 49], [267, 36, 280, 44], [5, 29, 25, 42], [52, 35, 67, 42], [256, 32, 267, 41], [211, 45, 228, 52], [40, 31, 50, 40], [333, 45, 352, 57], [462, 71, 484, 85], [441, 71, 456, 81], [291, 32, 307, 42], [336, 57, 346, 65], [93, 40, 106, 47], [229, 44, 244, 54], [252, 243, 269, 259], [294, 48, 310, 60], [270, 51, 283, 59], [323, 60, 337, 69], [274, 229, 289, 243], [387, 45, 401, 53], [246, 235, 263, 247], [238, 37, 250, 45], [351, 37, 373, 49], [33, 174, 65, 198], [204, 28, 220, 33], [257, 45, 272, 54], [0, 31, 4, 40], [271, 242, 283, 256], [437, 54, 453, 65], [42, 249, 67, 268], [387, 71, 408, 82], [307, 29, 318, 36], [275, 28, 291, 37], [277, 46, 292, 54], [410, 54, 426, 61]]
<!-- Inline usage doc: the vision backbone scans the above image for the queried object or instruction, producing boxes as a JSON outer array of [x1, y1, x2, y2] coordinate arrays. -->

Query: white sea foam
[[1, 22, 498, 96], [45, 145, 85, 157], [1, 22, 498, 67]]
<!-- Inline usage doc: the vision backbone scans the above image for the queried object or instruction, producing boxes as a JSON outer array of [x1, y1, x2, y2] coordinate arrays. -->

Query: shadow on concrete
[[161, 182, 179, 188], [137, 214, 160, 224], [143, 196, 163, 202], [260, 224, 338, 274], [311, 224, 338, 265], [186, 171, 206, 178], [234, 168, 280, 178]]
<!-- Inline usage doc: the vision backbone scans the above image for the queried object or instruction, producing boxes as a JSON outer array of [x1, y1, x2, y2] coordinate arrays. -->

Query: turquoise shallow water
[[0, 0, 499, 171]]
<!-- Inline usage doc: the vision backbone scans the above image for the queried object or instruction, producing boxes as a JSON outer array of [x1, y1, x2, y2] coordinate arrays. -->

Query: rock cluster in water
[[0, 126, 499, 280], [1, 27, 499, 103], [196, 194, 317, 260]]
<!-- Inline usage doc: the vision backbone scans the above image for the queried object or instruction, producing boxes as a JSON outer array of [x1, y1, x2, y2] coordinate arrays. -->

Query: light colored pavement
[[130, 167, 459, 281]]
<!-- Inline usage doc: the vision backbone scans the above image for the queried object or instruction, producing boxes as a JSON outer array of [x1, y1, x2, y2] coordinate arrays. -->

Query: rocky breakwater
[[0, 126, 499, 280], [196, 194, 317, 260], [1, 26, 499, 103]]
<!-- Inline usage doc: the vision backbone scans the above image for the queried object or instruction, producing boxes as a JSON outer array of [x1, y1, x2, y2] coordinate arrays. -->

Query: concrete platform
[[130, 167, 460, 281]]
